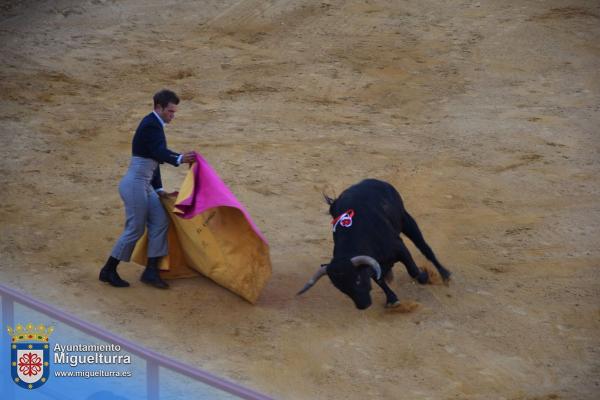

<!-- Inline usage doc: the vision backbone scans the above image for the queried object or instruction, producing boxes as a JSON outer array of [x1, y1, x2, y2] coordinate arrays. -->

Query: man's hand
[[182, 151, 195, 164]]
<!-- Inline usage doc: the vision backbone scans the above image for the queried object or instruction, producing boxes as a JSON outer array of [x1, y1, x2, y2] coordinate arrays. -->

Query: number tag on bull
[[332, 209, 355, 232]]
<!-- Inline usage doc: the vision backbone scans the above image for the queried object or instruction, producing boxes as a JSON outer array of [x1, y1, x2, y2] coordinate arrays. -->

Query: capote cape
[[132, 152, 271, 304]]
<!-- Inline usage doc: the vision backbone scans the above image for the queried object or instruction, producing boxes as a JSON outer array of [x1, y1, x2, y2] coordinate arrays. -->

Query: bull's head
[[297, 256, 382, 310]]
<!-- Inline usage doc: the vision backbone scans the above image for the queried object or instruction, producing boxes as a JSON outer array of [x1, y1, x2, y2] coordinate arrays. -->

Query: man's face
[[155, 102, 177, 124]]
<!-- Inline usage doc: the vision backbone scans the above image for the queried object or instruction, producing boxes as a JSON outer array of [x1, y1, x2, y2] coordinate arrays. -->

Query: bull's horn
[[350, 256, 382, 280], [297, 264, 328, 295]]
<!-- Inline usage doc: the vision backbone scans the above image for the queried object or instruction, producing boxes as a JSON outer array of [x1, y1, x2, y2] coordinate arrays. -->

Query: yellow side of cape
[[132, 171, 271, 304]]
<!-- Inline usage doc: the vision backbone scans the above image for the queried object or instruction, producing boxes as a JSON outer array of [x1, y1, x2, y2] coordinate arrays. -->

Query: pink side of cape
[[174, 152, 268, 245]]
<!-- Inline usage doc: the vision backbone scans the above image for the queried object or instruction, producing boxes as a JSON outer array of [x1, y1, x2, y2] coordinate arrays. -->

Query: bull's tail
[[401, 211, 451, 282]]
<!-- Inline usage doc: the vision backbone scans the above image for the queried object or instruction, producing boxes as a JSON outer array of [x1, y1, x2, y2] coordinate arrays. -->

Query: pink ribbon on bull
[[331, 209, 355, 232]]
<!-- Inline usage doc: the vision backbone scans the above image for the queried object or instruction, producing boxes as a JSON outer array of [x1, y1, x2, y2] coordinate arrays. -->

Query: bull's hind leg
[[396, 238, 430, 285], [402, 211, 451, 282]]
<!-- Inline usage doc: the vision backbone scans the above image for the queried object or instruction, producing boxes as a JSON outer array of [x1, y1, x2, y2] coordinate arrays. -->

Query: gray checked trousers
[[110, 157, 169, 262]]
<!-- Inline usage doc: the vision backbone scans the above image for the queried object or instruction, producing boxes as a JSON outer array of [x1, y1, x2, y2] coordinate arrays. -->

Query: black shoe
[[99, 257, 129, 287], [140, 257, 169, 289]]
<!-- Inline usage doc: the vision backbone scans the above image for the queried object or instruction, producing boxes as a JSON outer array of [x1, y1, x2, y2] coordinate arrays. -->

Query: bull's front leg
[[374, 266, 400, 307]]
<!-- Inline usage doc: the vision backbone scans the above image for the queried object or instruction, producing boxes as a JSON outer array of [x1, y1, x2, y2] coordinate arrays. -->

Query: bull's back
[[337, 179, 401, 204], [333, 179, 405, 230]]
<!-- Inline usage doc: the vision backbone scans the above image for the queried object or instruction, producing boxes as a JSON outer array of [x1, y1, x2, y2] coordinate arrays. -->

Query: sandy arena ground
[[1, 0, 599, 399]]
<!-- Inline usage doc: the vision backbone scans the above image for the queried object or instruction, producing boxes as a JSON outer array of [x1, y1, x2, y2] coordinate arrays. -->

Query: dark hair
[[153, 89, 180, 108]]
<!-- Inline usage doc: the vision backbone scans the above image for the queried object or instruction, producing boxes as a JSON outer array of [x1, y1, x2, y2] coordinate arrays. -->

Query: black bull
[[298, 179, 451, 309]]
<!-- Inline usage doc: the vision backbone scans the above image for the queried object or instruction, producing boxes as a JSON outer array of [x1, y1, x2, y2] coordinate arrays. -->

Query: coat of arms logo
[[8, 323, 53, 390]]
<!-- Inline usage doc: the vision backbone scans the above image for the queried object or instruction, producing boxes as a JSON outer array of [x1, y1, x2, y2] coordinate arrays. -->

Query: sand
[[1, 0, 599, 399]]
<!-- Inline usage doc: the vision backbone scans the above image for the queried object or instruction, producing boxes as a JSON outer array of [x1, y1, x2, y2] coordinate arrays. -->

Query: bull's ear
[[323, 192, 335, 206]]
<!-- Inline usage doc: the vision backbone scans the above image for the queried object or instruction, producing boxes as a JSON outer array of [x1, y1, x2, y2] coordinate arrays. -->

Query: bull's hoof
[[385, 300, 401, 308], [417, 270, 429, 285], [440, 269, 452, 283]]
